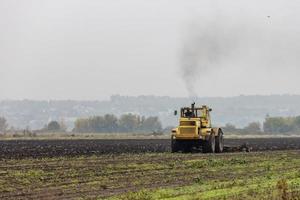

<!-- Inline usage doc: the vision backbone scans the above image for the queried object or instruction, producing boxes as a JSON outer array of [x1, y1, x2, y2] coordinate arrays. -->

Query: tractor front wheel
[[203, 134, 215, 153], [171, 137, 179, 153]]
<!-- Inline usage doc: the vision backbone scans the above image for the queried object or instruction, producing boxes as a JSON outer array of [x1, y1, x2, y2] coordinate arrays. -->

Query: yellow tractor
[[171, 103, 224, 153]]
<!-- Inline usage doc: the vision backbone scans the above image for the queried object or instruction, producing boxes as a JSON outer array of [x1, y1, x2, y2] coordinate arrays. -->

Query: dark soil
[[0, 138, 300, 159]]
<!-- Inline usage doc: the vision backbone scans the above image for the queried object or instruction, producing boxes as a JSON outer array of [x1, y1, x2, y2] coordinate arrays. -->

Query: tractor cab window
[[181, 108, 202, 118], [183, 109, 193, 118]]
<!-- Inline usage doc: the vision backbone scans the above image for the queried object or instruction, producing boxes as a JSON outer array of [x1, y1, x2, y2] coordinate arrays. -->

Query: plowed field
[[0, 138, 300, 159]]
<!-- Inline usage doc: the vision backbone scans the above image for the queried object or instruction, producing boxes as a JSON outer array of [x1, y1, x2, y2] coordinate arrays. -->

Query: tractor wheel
[[203, 134, 215, 153], [183, 142, 192, 153], [215, 129, 224, 153], [171, 137, 179, 153]]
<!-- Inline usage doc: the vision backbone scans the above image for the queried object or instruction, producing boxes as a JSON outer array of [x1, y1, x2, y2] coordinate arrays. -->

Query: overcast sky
[[1, 0, 300, 100]]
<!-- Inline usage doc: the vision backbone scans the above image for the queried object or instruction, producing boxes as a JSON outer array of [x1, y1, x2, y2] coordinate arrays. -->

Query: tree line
[[0, 114, 162, 134], [223, 115, 300, 134], [263, 116, 300, 133], [1, 114, 300, 135], [73, 114, 162, 133]]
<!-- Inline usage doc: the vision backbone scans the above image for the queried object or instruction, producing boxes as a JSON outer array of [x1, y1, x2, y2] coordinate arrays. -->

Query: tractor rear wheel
[[215, 129, 224, 153], [203, 134, 215, 153]]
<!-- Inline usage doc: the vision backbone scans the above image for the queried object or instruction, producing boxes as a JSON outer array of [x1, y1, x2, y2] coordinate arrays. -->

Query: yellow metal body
[[172, 105, 214, 141]]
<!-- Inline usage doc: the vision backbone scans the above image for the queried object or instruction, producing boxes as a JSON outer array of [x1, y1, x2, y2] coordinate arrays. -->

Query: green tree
[[263, 117, 293, 133], [47, 121, 61, 132], [103, 114, 118, 132], [0, 117, 8, 133], [89, 116, 105, 132], [118, 114, 139, 132], [73, 114, 162, 133], [140, 116, 162, 132]]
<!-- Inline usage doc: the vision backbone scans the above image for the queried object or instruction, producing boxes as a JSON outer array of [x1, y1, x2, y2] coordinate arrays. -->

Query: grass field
[[0, 150, 299, 199]]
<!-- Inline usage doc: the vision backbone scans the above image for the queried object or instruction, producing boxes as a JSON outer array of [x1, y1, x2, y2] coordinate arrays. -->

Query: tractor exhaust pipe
[[191, 102, 195, 114]]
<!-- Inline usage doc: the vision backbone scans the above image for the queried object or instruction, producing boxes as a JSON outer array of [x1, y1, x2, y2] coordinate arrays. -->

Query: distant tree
[[140, 116, 162, 132], [263, 117, 293, 133], [103, 114, 118, 132], [47, 121, 61, 132], [73, 114, 163, 133], [90, 116, 105, 132], [0, 117, 8, 133], [223, 123, 237, 132], [74, 118, 90, 133], [118, 114, 139, 132], [243, 122, 261, 133], [74, 116, 106, 133]]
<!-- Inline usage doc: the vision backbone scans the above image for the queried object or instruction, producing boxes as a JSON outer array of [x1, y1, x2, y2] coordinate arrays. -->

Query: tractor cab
[[177, 103, 212, 128]]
